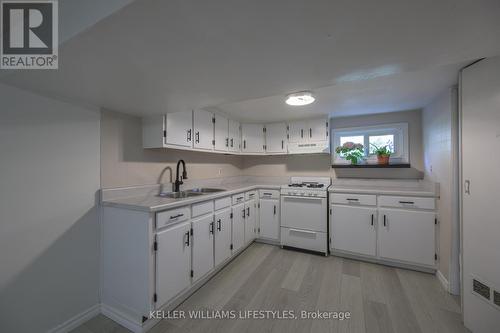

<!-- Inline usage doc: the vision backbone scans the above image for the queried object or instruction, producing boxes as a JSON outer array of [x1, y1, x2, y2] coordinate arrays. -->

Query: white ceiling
[[1, 0, 499, 121]]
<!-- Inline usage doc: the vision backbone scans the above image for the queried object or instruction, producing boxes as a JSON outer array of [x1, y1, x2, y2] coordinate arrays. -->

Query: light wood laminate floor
[[72, 243, 468, 333]]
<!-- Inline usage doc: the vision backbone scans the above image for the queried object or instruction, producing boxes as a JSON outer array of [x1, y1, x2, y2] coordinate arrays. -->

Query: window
[[332, 123, 409, 164]]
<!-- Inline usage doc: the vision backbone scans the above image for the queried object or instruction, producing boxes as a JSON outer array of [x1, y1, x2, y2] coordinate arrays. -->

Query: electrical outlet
[[218, 168, 222, 175]]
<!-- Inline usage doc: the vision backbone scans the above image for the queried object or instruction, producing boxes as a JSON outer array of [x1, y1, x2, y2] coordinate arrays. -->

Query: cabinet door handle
[[371, 214, 374, 226], [217, 219, 221, 231], [170, 213, 184, 219], [185, 231, 190, 246], [398, 201, 414, 204], [246, 207, 250, 217], [281, 140, 284, 149], [226, 138, 229, 147], [464, 180, 470, 194], [242, 209, 246, 219], [195, 131, 200, 143], [263, 192, 272, 196], [209, 221, 214, 234], [187, 129, 192, 142], [383, 215, 386, 227], [309, 128, 312, 138], [273, 205, 276, 215], [231, 138, 234, 147], [346, 198, 359, 202], [243, 140, 246, 149], [301, 129, 303, 138]]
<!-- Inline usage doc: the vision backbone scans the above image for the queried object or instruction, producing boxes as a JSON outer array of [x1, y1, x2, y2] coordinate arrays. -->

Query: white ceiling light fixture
[[285, 91, 315, 106]]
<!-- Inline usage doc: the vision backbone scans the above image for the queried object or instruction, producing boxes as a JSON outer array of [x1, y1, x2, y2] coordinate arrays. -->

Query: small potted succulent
[[371, 143, 392, 165], [335, 142, 364, 165]]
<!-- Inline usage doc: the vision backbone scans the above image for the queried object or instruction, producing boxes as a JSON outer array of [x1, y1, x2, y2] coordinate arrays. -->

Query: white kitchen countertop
[[328, 179, 439, 197], [101, 181, 282, 212]]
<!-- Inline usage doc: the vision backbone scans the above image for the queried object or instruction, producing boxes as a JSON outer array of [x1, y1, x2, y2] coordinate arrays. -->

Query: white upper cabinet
[[143, 114, 327, 155], [241, 123, 265, 154], [166, 111, 193, 147], [193, 109, 214, 150], [288, 120, 307, 143], [214, 114, 229, 152], [308, 118, 328, 142], [228, 119, 241, 152], [265, 123, 287, 153]]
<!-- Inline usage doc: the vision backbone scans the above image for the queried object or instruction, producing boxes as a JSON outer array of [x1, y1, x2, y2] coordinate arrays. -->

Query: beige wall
[[423, 88, 457, 282], [243, 109, 424, 179], [101, 110, 244, 188]]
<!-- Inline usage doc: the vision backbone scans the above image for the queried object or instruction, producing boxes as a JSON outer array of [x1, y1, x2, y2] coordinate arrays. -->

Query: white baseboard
[[47, 304, 100, 333], [437, 270, 450, 293]]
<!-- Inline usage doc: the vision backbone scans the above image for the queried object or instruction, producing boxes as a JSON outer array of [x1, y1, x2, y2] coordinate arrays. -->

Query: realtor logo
[[1, 0, 58, 69]]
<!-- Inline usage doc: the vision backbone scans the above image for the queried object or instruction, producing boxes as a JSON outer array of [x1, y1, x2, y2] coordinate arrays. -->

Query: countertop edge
[[328, 188, 437, 197]]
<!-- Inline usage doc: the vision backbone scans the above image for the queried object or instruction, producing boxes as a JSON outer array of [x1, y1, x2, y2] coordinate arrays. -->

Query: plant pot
[[377, 155, 390, 165]]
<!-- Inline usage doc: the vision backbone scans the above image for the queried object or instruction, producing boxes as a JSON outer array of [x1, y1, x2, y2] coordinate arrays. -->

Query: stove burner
[[306, 184, 324, 188]]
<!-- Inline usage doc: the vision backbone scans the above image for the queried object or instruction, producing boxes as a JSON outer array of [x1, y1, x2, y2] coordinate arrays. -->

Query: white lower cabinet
[[214, 208, 232, 267], [191, 214, 214, 282], [259, 198, 280, 240], [244, 199, 256, 243], [232, 202, 245, 252], [156, 221, 192, 307], [378, 208, 435, 266], [331, 205, 377, 257]]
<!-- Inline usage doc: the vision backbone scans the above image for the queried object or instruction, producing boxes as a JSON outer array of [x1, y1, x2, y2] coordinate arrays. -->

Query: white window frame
[[332, 123, 409, 164]]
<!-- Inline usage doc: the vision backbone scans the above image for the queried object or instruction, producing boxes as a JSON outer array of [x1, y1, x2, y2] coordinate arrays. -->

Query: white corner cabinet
[[101, 187, 280, 332], [329, 192, 436, 272], [142, 112, 329, 155]]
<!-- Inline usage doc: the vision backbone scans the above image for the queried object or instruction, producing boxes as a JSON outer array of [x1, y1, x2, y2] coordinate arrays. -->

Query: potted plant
[[335, 142, 364, 165], [371, 143, 392, 165]]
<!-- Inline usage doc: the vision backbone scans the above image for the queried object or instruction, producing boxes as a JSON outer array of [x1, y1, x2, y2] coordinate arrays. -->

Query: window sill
[[331, 163, 411, 169]]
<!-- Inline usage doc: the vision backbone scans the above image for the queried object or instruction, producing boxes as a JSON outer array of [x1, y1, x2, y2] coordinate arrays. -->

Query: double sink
[[157, 187, 226, 199]]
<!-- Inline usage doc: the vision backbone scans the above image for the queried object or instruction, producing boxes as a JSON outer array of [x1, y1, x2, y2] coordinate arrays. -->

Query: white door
[[214, 209, 232, 267], [241, 123, 265, 153], [232, 203, 245, 252], [228, 120, 240, 152], [259, 199, 280, 240], [378, 209, 435, 266], [265, 123, 287, 153], [288, 120, 306, 143], [214, 114, 229, 152], [193, 109, 214, 150], [156, 221, 191, 307], [461, 57, 500, 333], [244, 200, 256, 243], [280, 196, 327, 232], [191, 214, 214, 282], [330, 205, 377, 256], [307, 118, 328, 142], [165, 111, 192, 147]]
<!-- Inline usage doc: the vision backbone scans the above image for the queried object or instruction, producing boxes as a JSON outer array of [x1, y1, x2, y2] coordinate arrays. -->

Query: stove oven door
[[280, 195, 327, 232]]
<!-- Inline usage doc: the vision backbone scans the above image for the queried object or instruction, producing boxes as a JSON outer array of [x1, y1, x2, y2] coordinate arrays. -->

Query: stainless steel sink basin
[[157, 191, 205, 199], [187, 188, 226, 193]]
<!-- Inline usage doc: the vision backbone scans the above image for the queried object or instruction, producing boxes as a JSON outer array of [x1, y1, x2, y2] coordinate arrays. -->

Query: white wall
[[422, 87, 459, 293], [0, 83, 101, 332]]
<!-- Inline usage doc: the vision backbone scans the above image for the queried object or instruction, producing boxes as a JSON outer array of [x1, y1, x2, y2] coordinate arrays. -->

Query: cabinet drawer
[[157, 206, 190, 229], [259, 189, 280, 199], [245, 190, 257, 201], [331, 193, 376, 206], [191, 200, 214, 217], [214, 196, 231, 211], [232, 193, 245, 205], [378, 196, 435, 210], [280, 227, 327, 253]]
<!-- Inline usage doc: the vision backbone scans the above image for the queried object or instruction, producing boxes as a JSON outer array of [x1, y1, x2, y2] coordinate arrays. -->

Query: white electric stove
[[280, 177, 331, 255]]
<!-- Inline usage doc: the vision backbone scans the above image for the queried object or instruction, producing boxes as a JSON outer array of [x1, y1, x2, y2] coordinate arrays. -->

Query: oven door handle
[[282, 195, 324, 201]]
